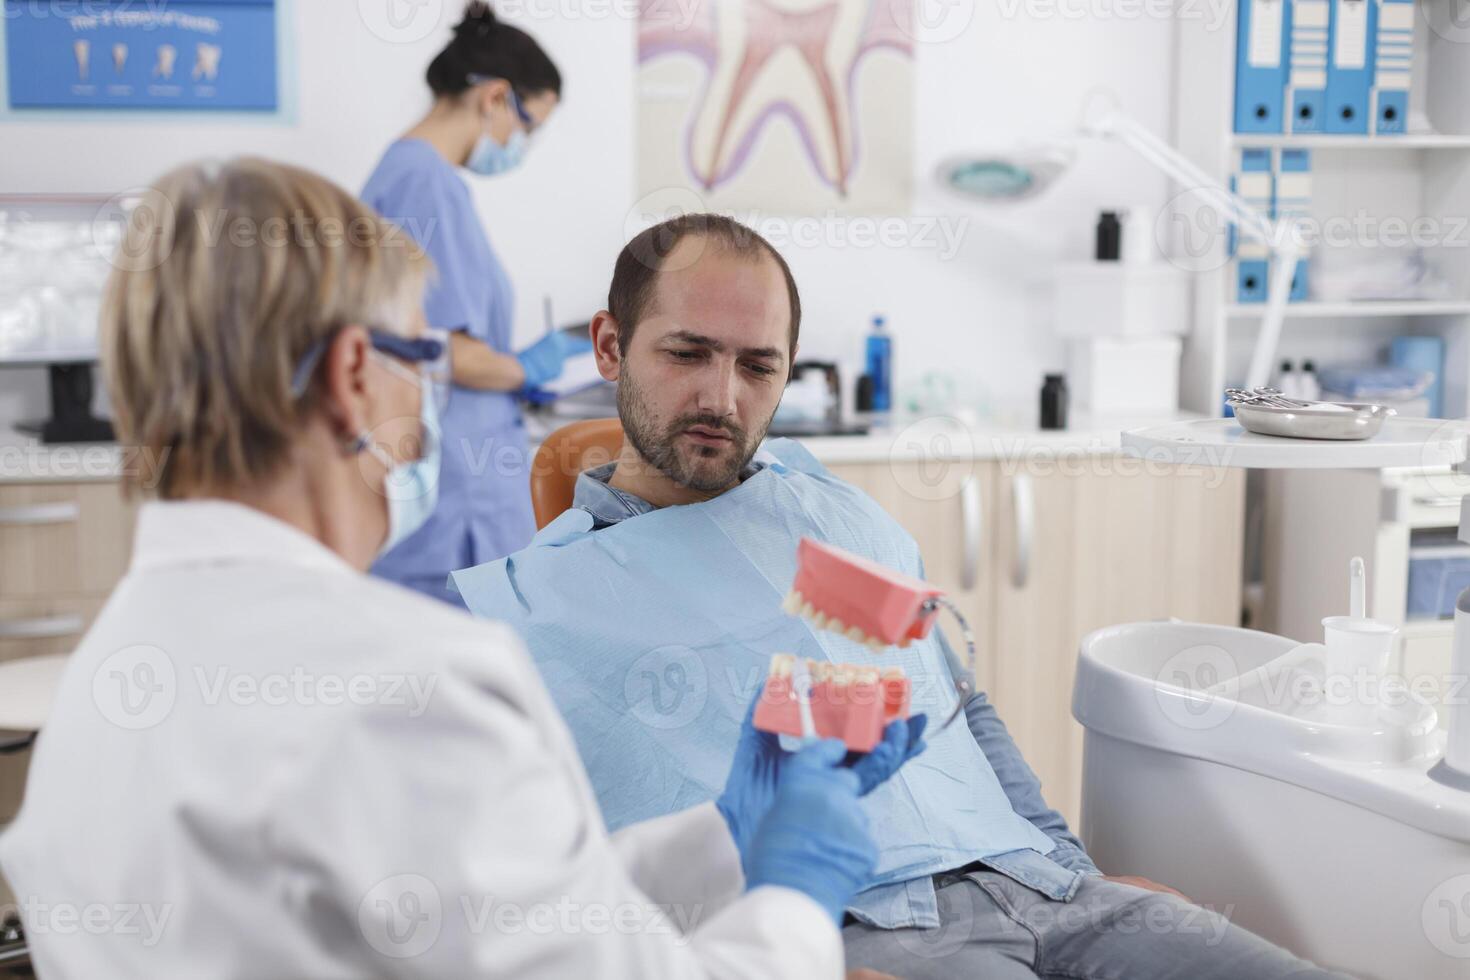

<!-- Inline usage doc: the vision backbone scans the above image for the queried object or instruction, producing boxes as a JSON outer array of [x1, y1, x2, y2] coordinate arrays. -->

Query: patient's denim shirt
[[574, 458, 1102, 930]]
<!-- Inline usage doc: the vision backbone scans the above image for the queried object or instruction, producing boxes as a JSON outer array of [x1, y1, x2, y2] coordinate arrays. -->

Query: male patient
[[451, 215, 1346, 980]]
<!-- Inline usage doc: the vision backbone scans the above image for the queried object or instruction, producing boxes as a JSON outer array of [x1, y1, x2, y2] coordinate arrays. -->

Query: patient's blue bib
[[451, 439, 1055, 891]]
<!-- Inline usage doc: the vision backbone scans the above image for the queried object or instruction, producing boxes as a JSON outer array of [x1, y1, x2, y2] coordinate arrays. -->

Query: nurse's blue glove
[[515, 332, 592, 389], [743, 738, 878, 924], [716, 695, 927, 861]]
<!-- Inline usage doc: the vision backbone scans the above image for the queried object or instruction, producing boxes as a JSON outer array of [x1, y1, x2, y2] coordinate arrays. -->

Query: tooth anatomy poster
[[638, 0, 915, 215], [4, 0, 278, 111]]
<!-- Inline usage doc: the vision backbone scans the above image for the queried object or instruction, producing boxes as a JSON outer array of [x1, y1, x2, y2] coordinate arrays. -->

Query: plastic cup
[[1322, 616, 1397, 726]]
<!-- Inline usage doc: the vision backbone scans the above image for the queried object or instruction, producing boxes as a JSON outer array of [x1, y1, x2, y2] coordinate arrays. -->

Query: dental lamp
[[937, 94, 1303, 390]]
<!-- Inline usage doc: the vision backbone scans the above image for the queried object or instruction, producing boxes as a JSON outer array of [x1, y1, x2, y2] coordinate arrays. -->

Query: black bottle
[[1041, 374, 1069, 430], [1095, 212, 1122, 261]]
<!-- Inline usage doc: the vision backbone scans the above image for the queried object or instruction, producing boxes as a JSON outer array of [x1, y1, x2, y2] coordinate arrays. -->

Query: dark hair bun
[[456, 1, 499, 38], [426, 1, 561, 98]]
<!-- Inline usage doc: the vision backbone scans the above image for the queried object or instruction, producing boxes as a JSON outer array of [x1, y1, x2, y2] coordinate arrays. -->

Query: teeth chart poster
[[637, 0, 915, 215], [4, 0, 278, 111]]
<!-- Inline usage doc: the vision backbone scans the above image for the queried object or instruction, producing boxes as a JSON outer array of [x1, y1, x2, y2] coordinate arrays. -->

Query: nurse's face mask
[[291, 329, 449, 557], [467, 79, 535, 177]]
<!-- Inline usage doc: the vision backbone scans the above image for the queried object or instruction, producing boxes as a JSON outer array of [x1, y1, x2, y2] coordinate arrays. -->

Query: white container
[[1073, 621, 1467, 980], [1322, 615, 1397, 726], [1068, 336, 1181, 415], [1054, 262, 1191, 338]]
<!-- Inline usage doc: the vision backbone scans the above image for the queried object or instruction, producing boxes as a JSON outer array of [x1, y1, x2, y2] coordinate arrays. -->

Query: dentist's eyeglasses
[[292, 327, 451, 414]]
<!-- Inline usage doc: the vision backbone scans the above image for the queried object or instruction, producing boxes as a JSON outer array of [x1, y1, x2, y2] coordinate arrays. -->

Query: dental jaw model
[[754, 655, 911, 752], [755, 538, 977, 749]]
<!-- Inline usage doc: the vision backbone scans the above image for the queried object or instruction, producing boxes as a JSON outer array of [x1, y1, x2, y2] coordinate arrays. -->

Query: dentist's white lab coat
[[0, 500, 839, 978]]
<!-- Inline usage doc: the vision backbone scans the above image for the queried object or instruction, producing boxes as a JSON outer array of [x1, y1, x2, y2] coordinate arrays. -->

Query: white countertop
[[0, 412, 1200, 483]]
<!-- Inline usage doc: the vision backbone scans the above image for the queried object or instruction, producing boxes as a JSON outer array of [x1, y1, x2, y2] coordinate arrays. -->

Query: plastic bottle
[[1300, 360, 1321, 401], [1040, 374, 1069, 430], [1278, 360, 1299, 400], [1095, 211, 1122, 261], [865, 316, 892, 412]]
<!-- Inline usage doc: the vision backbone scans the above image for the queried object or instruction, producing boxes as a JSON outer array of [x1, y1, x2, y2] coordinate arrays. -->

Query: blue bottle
[[866, 316, 892, 412]]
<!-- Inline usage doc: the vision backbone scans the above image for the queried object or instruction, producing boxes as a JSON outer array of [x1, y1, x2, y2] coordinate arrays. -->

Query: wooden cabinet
[[0, 479, 137, 906], [832, 456, 1245, 833]]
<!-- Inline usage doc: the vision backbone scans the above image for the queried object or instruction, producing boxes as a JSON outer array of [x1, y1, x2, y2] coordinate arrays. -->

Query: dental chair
[[529, 418, 623, 529]]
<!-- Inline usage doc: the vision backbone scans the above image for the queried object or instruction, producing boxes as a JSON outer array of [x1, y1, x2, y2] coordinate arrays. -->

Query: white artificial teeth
[[827, 618, 845, 636], [845, 627, 866, 645], [781, 591, 801, 615]]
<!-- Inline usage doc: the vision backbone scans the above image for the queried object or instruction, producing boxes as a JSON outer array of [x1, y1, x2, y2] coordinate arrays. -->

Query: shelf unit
[[1170, 2, 1470, 417]]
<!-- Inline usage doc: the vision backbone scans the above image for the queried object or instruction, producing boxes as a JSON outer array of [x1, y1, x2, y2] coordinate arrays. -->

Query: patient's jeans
[[842, 869, 1355, 980]]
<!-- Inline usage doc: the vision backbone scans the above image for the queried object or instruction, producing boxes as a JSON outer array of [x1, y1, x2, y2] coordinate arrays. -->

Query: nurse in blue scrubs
[[362, 2, 586, 602]]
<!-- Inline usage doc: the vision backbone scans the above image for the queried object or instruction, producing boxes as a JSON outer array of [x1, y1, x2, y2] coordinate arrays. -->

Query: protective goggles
[[292, 328, 451, 413]]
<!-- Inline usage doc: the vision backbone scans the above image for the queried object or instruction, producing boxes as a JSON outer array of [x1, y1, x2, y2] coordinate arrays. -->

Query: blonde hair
[[100, 158, 431, 498]]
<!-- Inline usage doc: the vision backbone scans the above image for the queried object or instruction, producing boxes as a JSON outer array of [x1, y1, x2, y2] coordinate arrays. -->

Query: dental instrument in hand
[[779, 537, 977, 731]]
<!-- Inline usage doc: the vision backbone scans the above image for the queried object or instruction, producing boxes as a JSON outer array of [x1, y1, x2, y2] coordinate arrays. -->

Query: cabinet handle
[[0, 615, 84, 640], [1412, 495, 1462, 509], [0, 502, 79, 526], [960, 475, 982, 591], [1011, 473, 1034, 590]]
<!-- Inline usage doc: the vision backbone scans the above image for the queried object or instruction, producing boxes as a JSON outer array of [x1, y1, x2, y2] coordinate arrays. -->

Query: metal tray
[[1232, 402, 1394, 441]]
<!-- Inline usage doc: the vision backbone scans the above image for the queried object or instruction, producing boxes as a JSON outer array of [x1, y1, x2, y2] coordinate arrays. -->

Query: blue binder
[[1372, 0, 1415, 134], [1235, 0, 1291, 134], [1326, 0, 1377, 134], [1236, 148, 1274, 304], [1287, 0, 1331, 132], [1276, 149, 1312, 302]]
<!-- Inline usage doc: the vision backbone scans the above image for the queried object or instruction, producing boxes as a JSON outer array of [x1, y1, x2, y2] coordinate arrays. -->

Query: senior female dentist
[[361, 2, 587, 603], [0, 159, 924, 977]]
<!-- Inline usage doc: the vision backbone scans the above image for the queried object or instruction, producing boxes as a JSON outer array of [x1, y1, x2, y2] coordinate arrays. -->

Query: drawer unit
[[0, 483, 137, 598]]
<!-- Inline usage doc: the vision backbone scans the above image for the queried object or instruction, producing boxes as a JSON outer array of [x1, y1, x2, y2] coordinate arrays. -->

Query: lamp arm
[[1089, 106, 1305, 391]]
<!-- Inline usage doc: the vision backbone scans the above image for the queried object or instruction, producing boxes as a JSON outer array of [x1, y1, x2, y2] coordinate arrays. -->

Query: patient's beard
[[617, 367, 767, 494]]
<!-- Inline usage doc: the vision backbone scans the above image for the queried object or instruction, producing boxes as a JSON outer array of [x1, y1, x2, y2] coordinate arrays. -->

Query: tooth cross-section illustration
[[73, 40, 90, 82], [639, 0, 912, 198]]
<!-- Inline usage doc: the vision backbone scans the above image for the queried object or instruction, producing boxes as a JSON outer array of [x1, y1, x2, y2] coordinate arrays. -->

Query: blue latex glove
[[515, 332, 592, 390], [519, 385, 558, 406], [743, 739, 878, 924], [716, 693, 927, 863]]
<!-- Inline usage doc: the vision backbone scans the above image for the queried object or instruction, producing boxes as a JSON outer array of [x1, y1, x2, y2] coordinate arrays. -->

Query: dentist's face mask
[[359, 352, 442, 558], [289, 328, 448, 560], [467, 84, 533, 177]]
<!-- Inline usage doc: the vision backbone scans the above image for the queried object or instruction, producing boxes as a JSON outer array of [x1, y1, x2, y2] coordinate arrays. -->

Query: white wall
[[0, 1, 1179, 424]]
